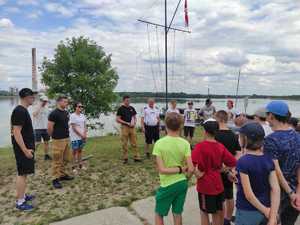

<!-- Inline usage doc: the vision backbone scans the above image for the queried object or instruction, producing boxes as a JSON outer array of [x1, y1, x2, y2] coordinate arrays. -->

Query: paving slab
[[50, 207, 143, 225], [132, 186, 200, 225]]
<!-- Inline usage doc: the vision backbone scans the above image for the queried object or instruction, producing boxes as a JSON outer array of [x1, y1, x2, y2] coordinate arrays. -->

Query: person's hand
[[194, 166, 204, 179], [227, 170, 238, 183], [24, 149, 34, 159], [290, 193, 300, 211], [262, 207, 270, 219]]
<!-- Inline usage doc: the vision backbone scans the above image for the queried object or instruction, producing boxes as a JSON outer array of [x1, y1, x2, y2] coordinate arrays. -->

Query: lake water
[[1, 97, 300, 147]]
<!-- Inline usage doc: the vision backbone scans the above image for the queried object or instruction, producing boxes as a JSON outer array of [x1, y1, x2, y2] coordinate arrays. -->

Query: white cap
[[40, 95, 49, 102]]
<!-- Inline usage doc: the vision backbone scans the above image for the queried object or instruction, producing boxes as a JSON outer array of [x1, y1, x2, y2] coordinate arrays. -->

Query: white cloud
[[17, 0, 38, 6], [0, 0, 6, 6], [0, 18, 14, 28], [45, 3, 75, 17], [1, 0, 300, 95]]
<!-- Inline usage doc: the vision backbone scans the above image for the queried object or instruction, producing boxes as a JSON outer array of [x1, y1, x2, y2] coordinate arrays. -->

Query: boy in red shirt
[[192, 119, 237, 225]]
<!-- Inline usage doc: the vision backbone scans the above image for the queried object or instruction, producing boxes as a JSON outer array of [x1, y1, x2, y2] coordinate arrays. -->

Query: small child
[[183, 101, 197, 143], [215, 110, 241, 225], [153, 112, 194, 225], [235, 122, 280, 225], [192, 119, 237, 225]]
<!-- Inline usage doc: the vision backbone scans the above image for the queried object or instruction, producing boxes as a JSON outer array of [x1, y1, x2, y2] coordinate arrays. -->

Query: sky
[[0, 0, 300, 95]]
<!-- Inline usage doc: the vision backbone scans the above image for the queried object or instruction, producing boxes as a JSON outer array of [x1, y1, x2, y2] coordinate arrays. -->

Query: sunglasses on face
[[77, 105, 84, 108]]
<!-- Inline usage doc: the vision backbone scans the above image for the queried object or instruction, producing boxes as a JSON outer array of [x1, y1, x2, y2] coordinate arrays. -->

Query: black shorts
[[34, 129, 50, 143], [221, 172, 234, 200], [198, 192, 224, 213], [145, 125, 160, 144], [184, 126, 195, 138], [13, 143, 35, 176]]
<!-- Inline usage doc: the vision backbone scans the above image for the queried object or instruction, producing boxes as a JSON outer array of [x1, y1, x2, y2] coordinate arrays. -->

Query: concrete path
[[51, 186, 300, 225]]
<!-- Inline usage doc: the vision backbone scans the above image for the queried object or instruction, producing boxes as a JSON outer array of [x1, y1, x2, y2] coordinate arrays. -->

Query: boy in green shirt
[[153, 112, 194, 225]]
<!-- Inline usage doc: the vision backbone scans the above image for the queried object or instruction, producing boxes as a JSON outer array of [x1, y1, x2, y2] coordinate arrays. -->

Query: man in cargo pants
[[116, 96, 141, 164]]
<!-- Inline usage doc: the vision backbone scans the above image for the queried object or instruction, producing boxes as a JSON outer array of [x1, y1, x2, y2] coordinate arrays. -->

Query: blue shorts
[[235, 209, 265, 225], [71, 140, 85, 151]]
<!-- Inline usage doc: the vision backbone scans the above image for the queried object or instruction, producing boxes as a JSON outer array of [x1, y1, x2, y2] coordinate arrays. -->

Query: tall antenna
[[235, 69, 241, 109], [138, 0, 191, 110], [32, 48, 38, 92]]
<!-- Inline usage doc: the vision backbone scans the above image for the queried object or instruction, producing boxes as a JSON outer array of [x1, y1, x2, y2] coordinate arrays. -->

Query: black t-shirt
[[48, 108, 70, 139], [116, 105, 137, 123], [11, 105, 35, 149], [215, 129, 241, 156]]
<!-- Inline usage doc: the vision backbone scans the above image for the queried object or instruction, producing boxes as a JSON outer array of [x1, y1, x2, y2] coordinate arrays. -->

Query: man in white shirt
[[199, 98, 216, 120], [69, 102, 87, 172], [183, 101, 197, 143], [141, 98, 160, 159], [32, 95, 51, 160], [254, 107, 273, 137]]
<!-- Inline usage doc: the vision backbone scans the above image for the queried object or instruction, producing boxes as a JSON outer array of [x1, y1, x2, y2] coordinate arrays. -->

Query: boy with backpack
[[192, 119, 237, 225], [153, 112, 194, 225]]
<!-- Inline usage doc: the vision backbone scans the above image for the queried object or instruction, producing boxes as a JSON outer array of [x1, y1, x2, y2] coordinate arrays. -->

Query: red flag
[[184, 0, 189, 27]]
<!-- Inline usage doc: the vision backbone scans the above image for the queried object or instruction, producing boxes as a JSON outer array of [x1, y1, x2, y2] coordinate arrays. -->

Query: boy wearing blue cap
[[235, 122, 280, 225], [264, 101, 300, 225]]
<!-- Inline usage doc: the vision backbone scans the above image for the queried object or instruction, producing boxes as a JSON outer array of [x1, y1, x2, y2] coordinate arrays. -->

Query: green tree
[[40, 36, 119, 119]]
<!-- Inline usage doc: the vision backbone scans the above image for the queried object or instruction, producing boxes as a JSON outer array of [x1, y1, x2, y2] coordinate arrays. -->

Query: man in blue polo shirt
[[264, 101, 300, 225]]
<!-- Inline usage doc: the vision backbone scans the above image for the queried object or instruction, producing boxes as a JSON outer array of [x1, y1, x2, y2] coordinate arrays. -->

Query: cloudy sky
[[0, 0, 299, 95]]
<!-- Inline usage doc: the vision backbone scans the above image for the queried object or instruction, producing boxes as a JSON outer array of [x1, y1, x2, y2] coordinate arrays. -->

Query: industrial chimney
[[32, 48, 38, 91]]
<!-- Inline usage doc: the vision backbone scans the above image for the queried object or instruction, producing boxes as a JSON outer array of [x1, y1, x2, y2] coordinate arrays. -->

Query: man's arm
[[71, 123, 84, 138], [116, 116, 130, 126], [47, 121, 54, 137], [268, 171, 281, 225], [141, 116, 145, 132], [155, 156, 183, 174], [12, 126, 33, 159]]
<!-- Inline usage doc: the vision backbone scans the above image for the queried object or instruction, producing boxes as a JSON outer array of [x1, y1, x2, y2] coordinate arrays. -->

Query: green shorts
[[155, 179, 188, 217]]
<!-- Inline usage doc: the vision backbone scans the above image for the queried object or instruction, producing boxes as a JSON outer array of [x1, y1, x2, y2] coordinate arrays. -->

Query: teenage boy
[[32, 95, 51, 160], [192, 119, 236, 225], [141, 98, 160, 159], [70, 102, 87, 173], [264, 101, 300, 225], [254, 107, 273, 137], [236, 122, 280, 225], [183, 101, 197, 143], [11, 88, 36, 211], [153, 112, 194, 225], [215, 110, 241, 225], [116, 96, 141, 164], [48, 96, 73, 189]]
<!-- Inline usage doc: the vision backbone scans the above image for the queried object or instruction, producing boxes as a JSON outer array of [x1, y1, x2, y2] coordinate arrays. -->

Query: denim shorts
[[71, 140, 85, 151], [235, 209, 265, 225]]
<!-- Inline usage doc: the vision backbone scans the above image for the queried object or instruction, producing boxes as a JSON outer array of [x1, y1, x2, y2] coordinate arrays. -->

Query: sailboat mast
[[165, 0, 168, 110], [235, 69, 241, 109]]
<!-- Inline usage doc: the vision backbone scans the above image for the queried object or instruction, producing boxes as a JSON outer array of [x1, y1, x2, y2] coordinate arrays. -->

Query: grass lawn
[[0, 128, 203, 225]]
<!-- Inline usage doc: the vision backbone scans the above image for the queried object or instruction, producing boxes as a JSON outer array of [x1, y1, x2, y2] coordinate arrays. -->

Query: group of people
[[9, 88, 300, 225], [10, 88, 87, 211], [151, 101, 300, 225]]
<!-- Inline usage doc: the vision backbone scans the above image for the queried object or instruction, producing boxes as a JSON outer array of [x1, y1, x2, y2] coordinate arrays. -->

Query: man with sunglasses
[[69, 102, 87, 173]]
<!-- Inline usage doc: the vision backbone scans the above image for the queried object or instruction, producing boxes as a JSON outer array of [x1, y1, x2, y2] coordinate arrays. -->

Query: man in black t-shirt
[[11, 88, 36, 211], [48, 96, 73, 189], [116, 96, 141, 164], [215, 110, 241, 225]]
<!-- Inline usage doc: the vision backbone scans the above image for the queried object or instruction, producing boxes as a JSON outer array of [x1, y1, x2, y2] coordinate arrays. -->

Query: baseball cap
[[19, 88, 35, 98], [254, 107, 267, 118], [266, 101, 289, 117], [203, 118, 219, 135], [239, 122, 265, 140], [40, 95, 49, 102]]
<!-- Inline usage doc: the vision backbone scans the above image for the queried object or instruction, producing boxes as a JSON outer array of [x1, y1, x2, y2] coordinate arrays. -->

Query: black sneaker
[[123, 159, 128, 164], [52, 179, 63, 189], [134, 159, 142, 163], [59, 175, 74, 181], [44, 154, 52, 160], [146, 152, 150, 159]]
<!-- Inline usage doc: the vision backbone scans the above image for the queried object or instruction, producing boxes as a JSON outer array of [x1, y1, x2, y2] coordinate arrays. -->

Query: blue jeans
[[235, 209, 265, 225]]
